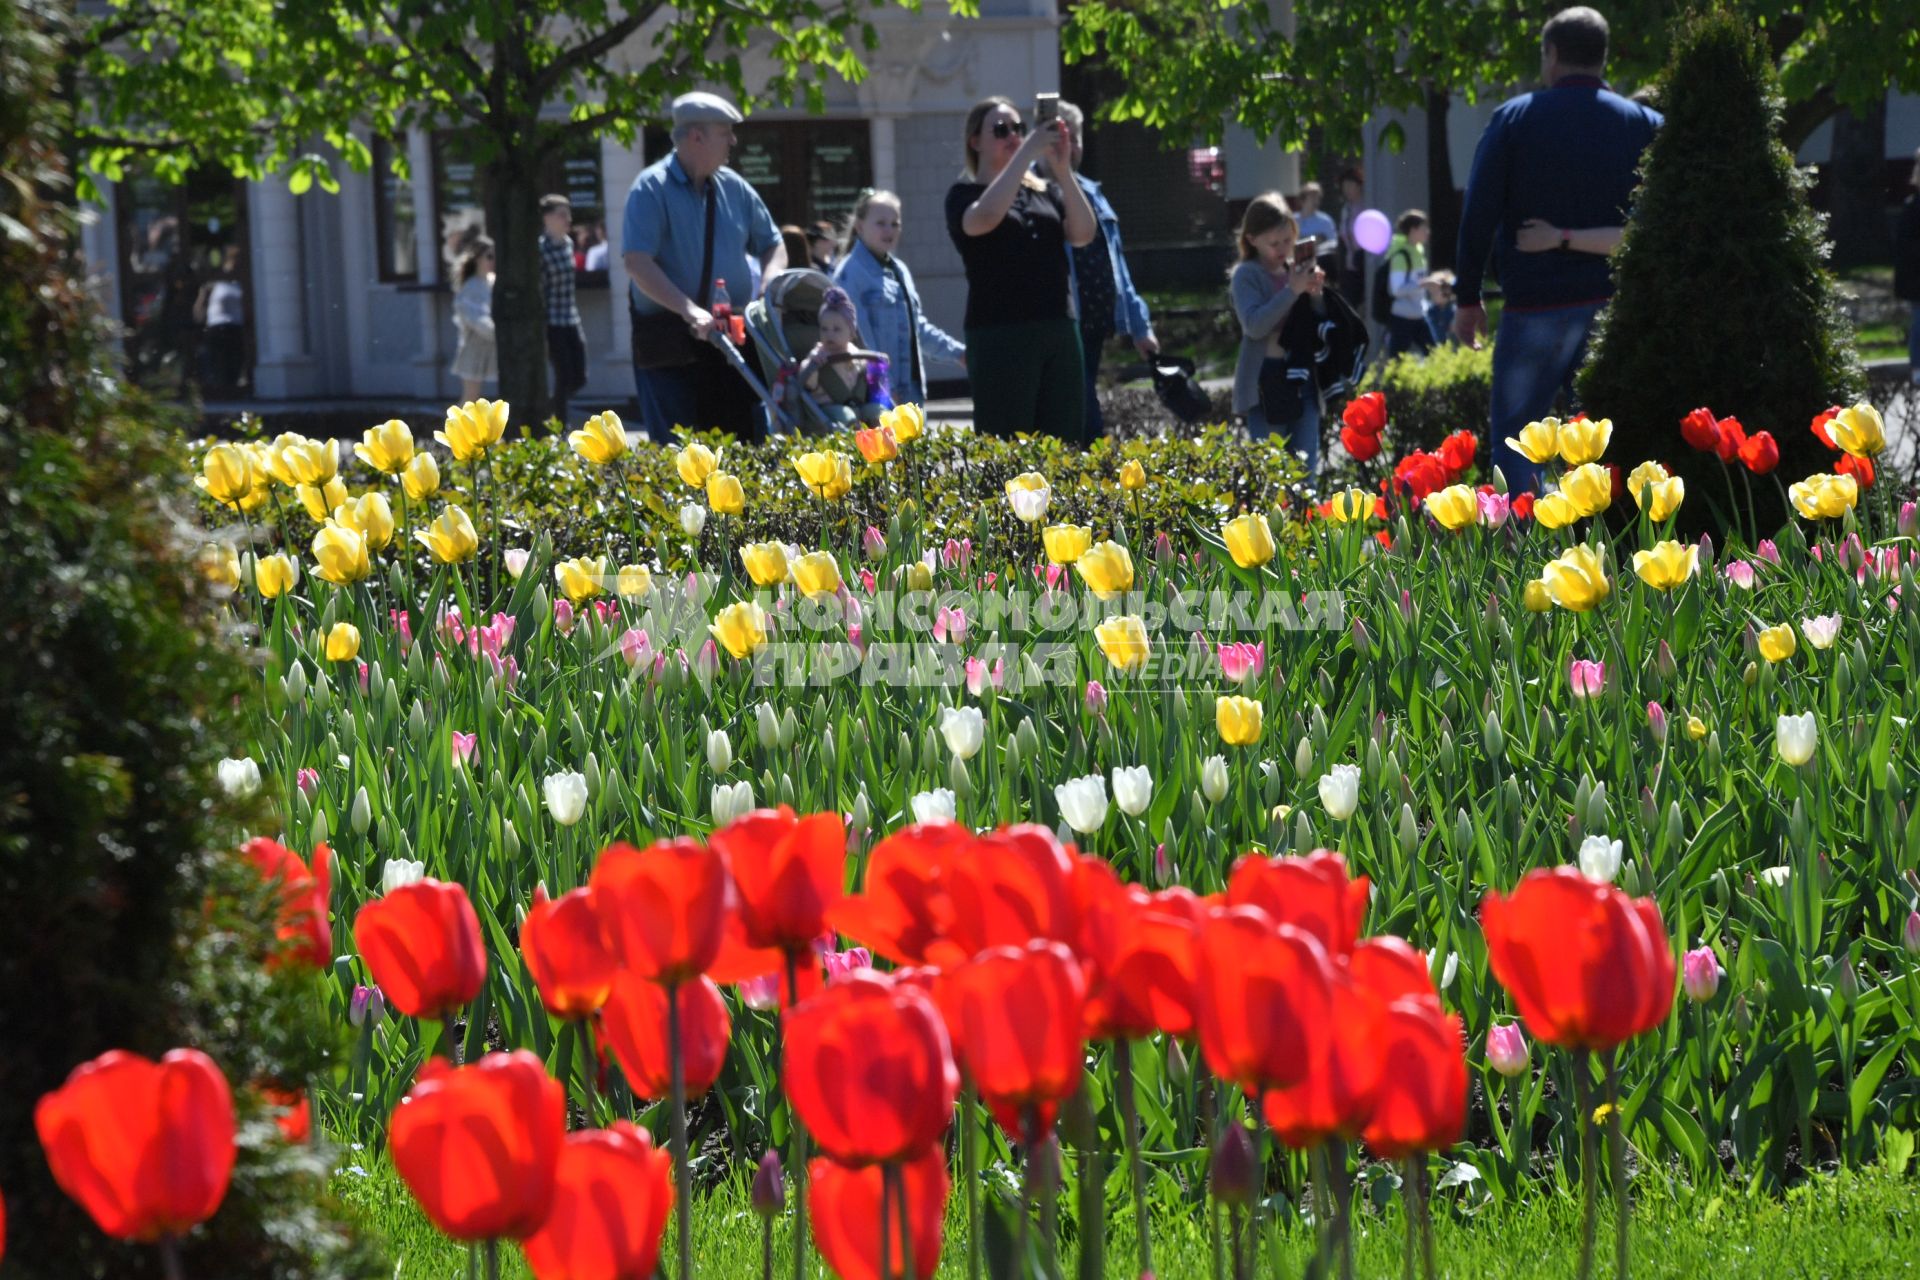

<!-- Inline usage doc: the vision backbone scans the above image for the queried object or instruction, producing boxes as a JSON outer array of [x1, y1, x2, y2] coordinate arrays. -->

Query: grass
[[336, 1150, 1920, 1278]]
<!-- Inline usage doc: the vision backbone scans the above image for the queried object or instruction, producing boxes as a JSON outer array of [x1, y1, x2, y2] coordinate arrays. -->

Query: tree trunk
[[483, 142, 553, 428], [1827, 97, 1889, 270], [1424, 85, 1461, 270]]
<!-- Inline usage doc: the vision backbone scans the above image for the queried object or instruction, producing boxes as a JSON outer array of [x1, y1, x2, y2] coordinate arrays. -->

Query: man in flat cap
[[623, 91, 786, 441]]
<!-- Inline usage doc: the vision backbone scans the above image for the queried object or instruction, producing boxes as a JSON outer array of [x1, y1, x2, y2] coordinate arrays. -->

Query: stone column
[[871, 115, 899, 193], [249, 175, 316, 398]]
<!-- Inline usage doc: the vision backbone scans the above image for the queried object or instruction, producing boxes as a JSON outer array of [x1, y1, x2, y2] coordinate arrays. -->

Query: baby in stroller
[[795, 286, 893, 427]]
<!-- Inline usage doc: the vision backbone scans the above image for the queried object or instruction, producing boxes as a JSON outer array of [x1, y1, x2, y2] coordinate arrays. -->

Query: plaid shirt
[[539, 233, 582, 329]]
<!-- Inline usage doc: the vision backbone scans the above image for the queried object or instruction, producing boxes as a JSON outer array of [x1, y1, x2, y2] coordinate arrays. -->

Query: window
[[431, 130, 609, 287], [642, 120, 872, 231], [371, 136, 419, 282]]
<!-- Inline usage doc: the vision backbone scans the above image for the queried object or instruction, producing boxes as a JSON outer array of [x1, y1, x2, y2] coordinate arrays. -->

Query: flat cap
[[671, 92, 743, 126]]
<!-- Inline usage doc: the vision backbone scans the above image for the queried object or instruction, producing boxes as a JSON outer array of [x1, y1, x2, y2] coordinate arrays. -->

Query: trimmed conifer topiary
[[1577, 7, 1864, 538]]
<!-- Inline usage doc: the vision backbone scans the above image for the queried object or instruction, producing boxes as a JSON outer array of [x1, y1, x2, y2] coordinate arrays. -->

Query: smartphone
[[1035, 92, 1059, 125], [1294, 237, 1320, 266]]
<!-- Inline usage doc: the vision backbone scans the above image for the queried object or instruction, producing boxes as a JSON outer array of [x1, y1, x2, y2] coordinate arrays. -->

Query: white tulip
[[939, 705, 986, 761], [504, 548, 531, 580], [1424, 949, 1460, 991], [1775, 712, 1817, 766], [1798, 614, 1841, 650], [680, 502, 708, 537], [1577, 835, 1623, 883], [756, 703, 780, 750], [706, 728, 733, 774], [1318, 763, 1361, 821], [1006, 477, 1052, 524], [712, 779, 754, 826], [910, 788, 957, 825], [1112, 765, 1153, 817], [1759, 865, 1792, 887], [1054, 773, 1109, 835], [382, 858, 426, 894], [218, 756, 261, 799], [543, 770, 589, 826], [1200, 754, 1230, 805]]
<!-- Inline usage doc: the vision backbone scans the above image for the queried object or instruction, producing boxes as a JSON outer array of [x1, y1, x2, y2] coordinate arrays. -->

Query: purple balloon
[[1354, 209, 1392, 256]]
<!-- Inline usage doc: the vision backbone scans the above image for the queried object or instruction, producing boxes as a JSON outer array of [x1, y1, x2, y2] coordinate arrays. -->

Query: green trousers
[[964, 317, 1087, 444]]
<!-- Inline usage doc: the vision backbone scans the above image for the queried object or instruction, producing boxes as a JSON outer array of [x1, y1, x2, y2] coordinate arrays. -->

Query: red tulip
[[1481, 867, 1675, 1050], [1679, 407, 1722, 454], [1192, 906, 1334, 1096], [783, 971, 958, 1165], [590, 838, 731, 984], [712, 806, 848, 955], [1340, 425, 1382, 463], [1360, 997, 1468, 1159], [259, 1085, 311, 1144], [1837, 451, 1875, 487], [521, 1121, 673, 1280], [810, 1146, 950, 1280], [353, 879, 487, 1020], [523, 884, 619, 1020], [1810, 405, 1842, 450], [1074, 860, 1201, 1041], [1348, 935, 1439, 1007], [36, 1049, 236, 1242], [1260, 965, 1387, 1149], [598, 973, 731, 1101], [244, 837, 332, 969], [389, 1050, 566, 1241], [1392, 452, 1448, 501], [1438, 430, 1477, 478], [1226, 849, 1369, 958], [1713, 414, 1747, 463], [1342, 391, 1388, 437], [1511, 492, 1535, 522], [827, 823, 969, 967], [941, 823, 1076, 961], [1738, 430, 1780, 474], [942, 941, 1087, 1140]]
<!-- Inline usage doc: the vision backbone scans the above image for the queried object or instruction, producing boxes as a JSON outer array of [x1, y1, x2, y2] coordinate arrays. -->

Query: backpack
[[1369, 246, 1413, 325]]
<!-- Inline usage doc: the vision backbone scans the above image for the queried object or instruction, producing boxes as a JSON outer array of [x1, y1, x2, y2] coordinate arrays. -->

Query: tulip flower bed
[[42, 396, 1920, 1280]]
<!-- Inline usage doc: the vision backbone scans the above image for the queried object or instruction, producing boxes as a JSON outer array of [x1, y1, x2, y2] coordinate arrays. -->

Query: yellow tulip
[[1004, 472, 1052, 524], [1556, 416, 1612, 466], [324, 622, 361, 663], [706, 472, 745, 516], [617, 564, 653, 599], [197, 443, 257, 506], [709, 601, 770, 660], [297, 477, 349, 523], [794, 450, 854, 501], [237, 478, 273, 514], [355, 419, 416, 474], [1075, 541, 1135, 600], [1043, 524, 1093, 564], [1828, 403, 1885, 457], [1532, 491, 1580, 530], [790, 550, 844, 601], [1504, 417, 1560, 465], [554, 555, 609, 604], [904, 562, 934, 592], [880, 402, 924, 443], [401, 452, 442, 502], [676, 442, 717, 487], [1118, 459, 1147, 491], [1625, 460, 1669, 504], [436, 399, 509, 462], [1216, 694, 1264, 747], [311, 522, 372, 585], [1631, 540, 1698, 591], [569, 411, 629, 466], [1636, 475, 1685, 522], [253, 551, 300, 598], [333, 492, 395, 551], [1541, 544, 1610, 612], [414, 505, 479, 566], [1324, 489, 1377, 524], [265, 433, 338, 488], [1222, 512, 1276, 568], [853, 426, 899, 464], [198, 542, 241, 589], [1789, 473, 1860, 520], [1686, 715, 1707, 741], [1423, 484, 1479, 531], [1757, 624, 1797, 664], [740, 541, 791, 586], [1522, 579, 1552, 612], [1560, 462, 1613, 518], [1094, 615, 1151, 673]]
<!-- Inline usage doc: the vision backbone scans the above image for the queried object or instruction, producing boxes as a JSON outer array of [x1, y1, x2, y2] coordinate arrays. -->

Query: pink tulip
[[862, 526, 887, 560], [390, 609, 414, 650], [964, 656, 989, 697], [1682, 946, 1721, 1003], [437, 602, 464, 647], [1724, 560, 1755, 589], [1646, 701, 1668, 745], [934, 606, 968, 644], [1153, 842, 1172, 886], [1477, 490, 1510, 529], [619, 628, 653, 671], [822, 947, 872, 983], [1568, 659, 1606, 699], [357, 661, 371, 693], [554, 598, 576, 635], [739, 972, 780, 1011], [1486, 1022, 1529, 1077], [859, 568, 878, 595], [1085, 680, 1109, 717], [1903, 911, 1920, 955], [1755, 539, 1780, 565], [1043, 563, 1067, 592], [694, 639, 721, 682], [1151, 530, 1175, 565], [296, 767, 321, 798], [1899, 502, 1918, 540], [942, 537, 971, 570], [1217, 641, 1265, 683], [451, 732, 478, 769]]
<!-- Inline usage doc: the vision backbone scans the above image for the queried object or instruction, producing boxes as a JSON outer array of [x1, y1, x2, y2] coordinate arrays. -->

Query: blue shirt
[[831, 239, 965, 407], [621, 153, 779, 314], [1454, 76, 1662, 310]]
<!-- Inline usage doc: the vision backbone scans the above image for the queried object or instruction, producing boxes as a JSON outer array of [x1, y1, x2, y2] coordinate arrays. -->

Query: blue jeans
[[1489, 301, 1605, 492], [1245, 390, 1322, 476], [633, 344, 770, 443]]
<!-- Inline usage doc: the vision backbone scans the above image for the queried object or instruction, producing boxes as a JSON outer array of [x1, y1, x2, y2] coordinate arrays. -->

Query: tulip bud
[[1682, 947, 1721, 1003], [311, 808, 329, 848], [948, 754, 973, 801], [1398, 804, 1418, 859], [756, 703, 780, 749], [1705, 731, 1722, 774], [1350, 616, 1372, 657], [862, 525, 888, 561], [1200, 754, 1230, 805], [752, 1150, 786, 1217], [1153, 842, 1173, 886], [1210, 1123, 1256, 1206], [1486, 1022, 1528, 1077], [1902, 910, 1920, 955], [778, 707, 800, 749], [1293, 736, 1313, 779], [1829, 956, 1860, 1003], [1484, 708, 1506, 759], [1732, 993, 1753, 1034], [351, 785, 372, 835], [1899, 501, 1918, 540], [707, 728, 733, 774]]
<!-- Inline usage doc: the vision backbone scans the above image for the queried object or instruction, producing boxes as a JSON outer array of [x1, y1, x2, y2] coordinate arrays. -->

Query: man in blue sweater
[[1452, 6, 1662, 490]]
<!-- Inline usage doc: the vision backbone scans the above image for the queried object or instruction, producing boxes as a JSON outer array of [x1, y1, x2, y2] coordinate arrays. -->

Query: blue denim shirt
[[831, 239, 965, 406], [621, 153, 780, 313], [1066, 175, 1153, 341]]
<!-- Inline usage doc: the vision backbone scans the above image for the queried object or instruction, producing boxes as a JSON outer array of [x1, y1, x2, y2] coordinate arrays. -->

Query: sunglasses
[[989, 120, 1028, 140]]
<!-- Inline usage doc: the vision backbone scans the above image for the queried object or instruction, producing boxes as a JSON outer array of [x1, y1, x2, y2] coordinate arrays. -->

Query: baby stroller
[[743, 269, 891, 435]]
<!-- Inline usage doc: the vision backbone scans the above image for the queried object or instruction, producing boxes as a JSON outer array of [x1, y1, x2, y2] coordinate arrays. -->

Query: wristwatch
[[1559, 228, 1572, 250]]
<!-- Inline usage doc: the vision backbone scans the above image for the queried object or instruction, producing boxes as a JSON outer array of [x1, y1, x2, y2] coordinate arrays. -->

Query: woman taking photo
[[1229, 194, 1327, 469], [946, 96, 1096, 441], [833, 188, 965, 408]]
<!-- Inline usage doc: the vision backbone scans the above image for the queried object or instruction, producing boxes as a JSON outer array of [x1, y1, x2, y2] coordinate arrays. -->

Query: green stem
[[893, 1161, 915, 1280], [786, 953, 811, 1280], [485, 1240, 500, 1280], [159, 1235, 186, 1280], [669, 980, 693, 1280], [575, 1017, 598, 1126], [962, 1083, 982, 1280], [1576, 1049, 1598, 1280], [1116, 1039, 1155, 1277], [1607, 1050, 1630, 1280]]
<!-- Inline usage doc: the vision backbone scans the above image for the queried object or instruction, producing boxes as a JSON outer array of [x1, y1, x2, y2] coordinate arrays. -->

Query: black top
[[1072, 222, 1117, 342], [945, 180, 1073, 329]]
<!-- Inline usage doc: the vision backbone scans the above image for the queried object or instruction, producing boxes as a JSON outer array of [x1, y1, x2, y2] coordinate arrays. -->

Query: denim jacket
[[1066, 174, 1153, 341], [831, 239, 965, 407]]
